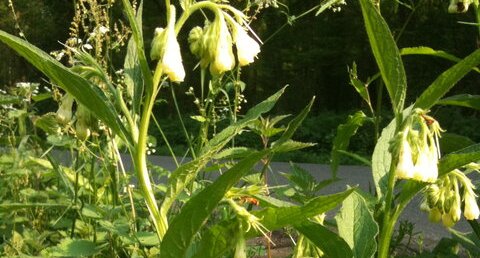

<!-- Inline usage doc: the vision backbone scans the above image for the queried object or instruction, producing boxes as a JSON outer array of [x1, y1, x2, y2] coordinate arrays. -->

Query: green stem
[[175, 1, 222, 34], [132, 67, 167, 240], [170, 86, 197, 158]]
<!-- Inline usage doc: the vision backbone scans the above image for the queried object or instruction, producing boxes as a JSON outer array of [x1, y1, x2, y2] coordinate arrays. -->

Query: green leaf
[[414, 49, 480, 110], [249, 188, 355, 234], [0, 30, 131, 144], [274, 97, 315, 145], [436, 94, 480, 111], [349, 62, 372, 106], [42, 239, 101, 257], [371, 116, 396, 200], [123, 0, 145, 115], [160, 150, 269, 258], [335, 190, 378, 258], [272, 140, 316, 153], [296, 222, 353, 258], [331, 111, 368, 178], [0, 94, 22, 105], [202, 87, 286, 154], [401, 46, 480, 74], [136, 231, 161, 246], [121, 0, 153, 95], [282, 162, 318, 193], [439, 133, 476, 154], [359, 0, 407, 114], [438, 143, 480, 176], [191, 224, 235, 258], [449, 229, 480, 255]]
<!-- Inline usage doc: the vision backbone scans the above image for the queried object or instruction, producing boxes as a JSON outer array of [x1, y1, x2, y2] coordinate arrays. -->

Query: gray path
[[145, 156, 473, 243]]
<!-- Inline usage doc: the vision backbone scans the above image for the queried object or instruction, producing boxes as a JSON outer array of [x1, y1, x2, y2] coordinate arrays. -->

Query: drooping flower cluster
[[421, 168, 480, 227], [393, 109, 443, 183], [188, 11, 261, 75]]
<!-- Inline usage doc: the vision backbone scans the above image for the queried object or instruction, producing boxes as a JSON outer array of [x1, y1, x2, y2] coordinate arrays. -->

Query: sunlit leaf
[[401, 47, 480, 74], [359, 0, 407, 114], [335, 189, 378, 258], [296, 222, 353, 258], [437, 94, 480, 111], [414, 49, 480, 110]]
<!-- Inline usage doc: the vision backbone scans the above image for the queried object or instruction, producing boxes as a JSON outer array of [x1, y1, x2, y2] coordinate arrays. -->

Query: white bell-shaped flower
[[232, 22, 260, 66], [464, 193, 480, 220], [211, 14, 235, 74], [160, 6, 185, 82]]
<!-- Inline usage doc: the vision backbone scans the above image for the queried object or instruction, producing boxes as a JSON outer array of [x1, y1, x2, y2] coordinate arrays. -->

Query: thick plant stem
[[134, 90, 167, 239], [377, 117, 401, 257], [133, 68, 168, 240]]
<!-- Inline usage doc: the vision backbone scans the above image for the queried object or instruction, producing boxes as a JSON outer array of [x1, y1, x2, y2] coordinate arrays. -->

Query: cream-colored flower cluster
[[394, 109, 443, 183], [188, 11, 261, 75], [150, 4, 261, 82], [421, 168, 479, 227]]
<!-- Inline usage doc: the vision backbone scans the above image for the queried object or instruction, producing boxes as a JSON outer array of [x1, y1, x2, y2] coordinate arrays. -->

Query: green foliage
[[359, 0, 407, 114], [335, 189, 378, 258]]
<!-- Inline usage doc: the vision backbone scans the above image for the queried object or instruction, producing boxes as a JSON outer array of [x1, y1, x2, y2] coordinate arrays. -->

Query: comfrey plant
[[0, 0, 356, 257], [329, 0, 480, 256]]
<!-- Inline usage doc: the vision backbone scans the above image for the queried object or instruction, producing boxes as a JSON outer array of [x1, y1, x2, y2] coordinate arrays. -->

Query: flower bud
[[75, 105, 92, 141], [188, 26, 204, 58], [442, 212, 455, 227], [428, 207, 442, 223], [464, 193, 480, 220], [151, 27, 166, 61], [56, 94, 74, 124]]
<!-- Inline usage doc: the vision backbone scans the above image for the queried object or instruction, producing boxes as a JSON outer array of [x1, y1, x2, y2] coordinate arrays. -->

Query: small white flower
[[232, 22, 260, 66], [464, 193, 480, 220], [83, 44, 93, 50], [99, 26, 109, 34]]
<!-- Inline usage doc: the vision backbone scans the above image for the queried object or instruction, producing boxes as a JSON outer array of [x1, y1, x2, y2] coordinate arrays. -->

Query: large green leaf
[[438, 143, 480, 176], [121, 0, 153, 94], [0, 30, 131, 144], [296, 222, 353, 258], [335, 190, 378, 258], [160, 150, 269, 258], [249, 188, 355, 233], [439, 133, 476, 154], [414, 49, 480, 110], [401, 47, 480, 74], [359, 0, 407, 114], [331, 111, 368, 178], [436, 94, 480, 111], [123, 0, 145, 115], [371, 117, 396, 200]]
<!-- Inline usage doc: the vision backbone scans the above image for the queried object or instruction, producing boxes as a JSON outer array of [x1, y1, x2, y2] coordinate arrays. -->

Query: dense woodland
[[1, 0, 478, 113]]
